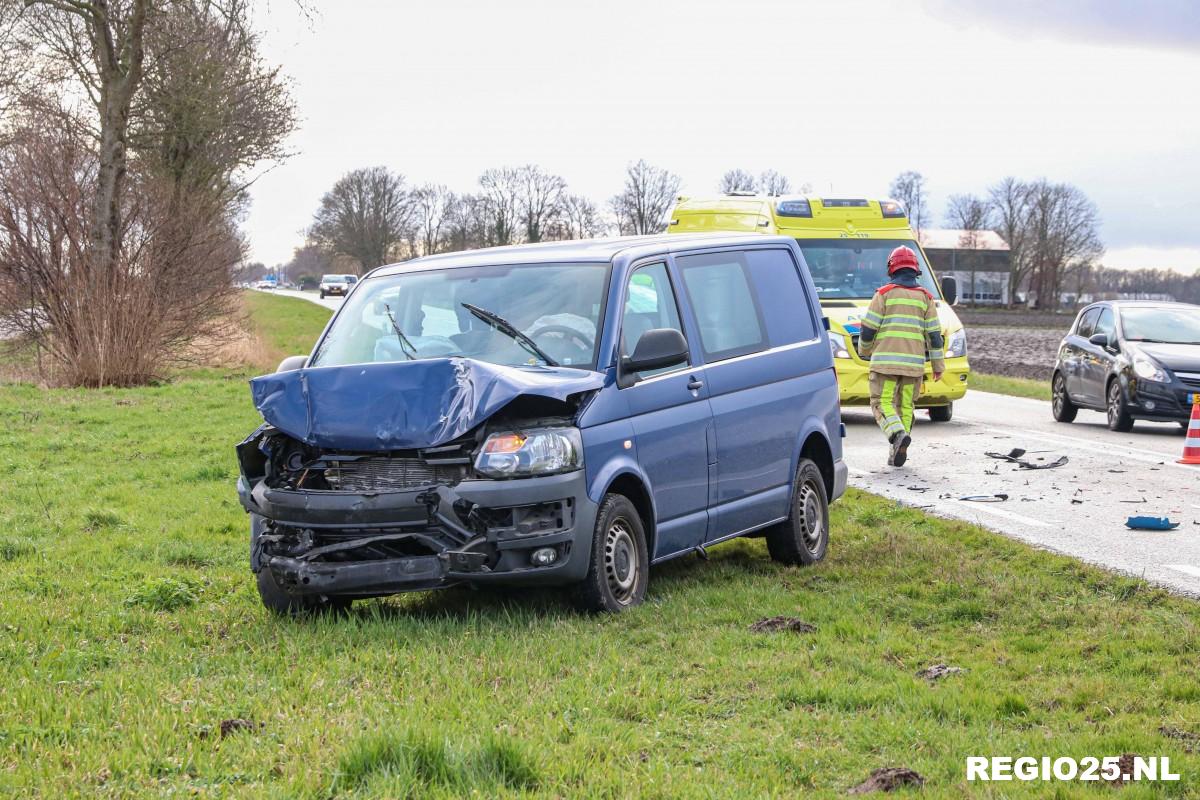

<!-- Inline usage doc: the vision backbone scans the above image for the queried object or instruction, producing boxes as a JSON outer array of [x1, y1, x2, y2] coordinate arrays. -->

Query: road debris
[[915, 664, 965, 681], [1126, 516, 1180, 531], [749, 616, 816, 634], [960, 494, 1009, 502], [985, 448, 1069, 470], [848, 767, 925, 794]]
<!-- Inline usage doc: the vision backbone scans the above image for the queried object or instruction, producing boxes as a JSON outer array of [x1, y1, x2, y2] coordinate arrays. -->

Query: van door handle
[[687, 378, 704, 391]]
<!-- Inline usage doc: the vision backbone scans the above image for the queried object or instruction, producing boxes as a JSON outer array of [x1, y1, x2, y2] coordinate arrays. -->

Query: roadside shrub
[[125, 577, 200, 611]]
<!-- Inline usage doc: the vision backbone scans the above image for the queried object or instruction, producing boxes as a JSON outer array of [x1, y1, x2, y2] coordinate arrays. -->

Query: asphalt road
[[844, 391, 1200, 597], [260, 290, 1200, 595], [265, 287, 344, 311]]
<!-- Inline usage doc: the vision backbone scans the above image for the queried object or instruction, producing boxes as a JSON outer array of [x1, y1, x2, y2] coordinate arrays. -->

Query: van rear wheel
[[573, 494, 649, 613], [764, 459, 829, 566]]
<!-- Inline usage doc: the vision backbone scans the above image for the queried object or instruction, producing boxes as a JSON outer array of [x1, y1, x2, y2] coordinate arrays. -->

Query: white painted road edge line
[[1166, 564, 1200, 579]]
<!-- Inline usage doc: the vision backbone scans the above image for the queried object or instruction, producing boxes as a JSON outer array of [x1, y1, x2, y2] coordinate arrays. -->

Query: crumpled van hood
[[250, 358, 605, 451]]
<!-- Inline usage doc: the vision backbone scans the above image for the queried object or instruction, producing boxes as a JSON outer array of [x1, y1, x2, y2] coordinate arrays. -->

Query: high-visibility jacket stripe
[[878, 330, 927, 342], [872, 353, 927, 365], [884, 297, 929, 308]]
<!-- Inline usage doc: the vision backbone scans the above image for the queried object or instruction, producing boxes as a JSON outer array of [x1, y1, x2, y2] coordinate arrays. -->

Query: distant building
[[921, 228, 1011, 305]]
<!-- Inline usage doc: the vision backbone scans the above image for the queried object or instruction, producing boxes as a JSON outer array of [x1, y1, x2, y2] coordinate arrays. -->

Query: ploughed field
[[959, 309, 1071, 381], [0, 293, 1197, 798]]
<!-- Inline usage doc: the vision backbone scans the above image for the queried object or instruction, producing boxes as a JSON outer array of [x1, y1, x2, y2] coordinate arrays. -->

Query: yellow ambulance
[[668, 195, 969, 420]]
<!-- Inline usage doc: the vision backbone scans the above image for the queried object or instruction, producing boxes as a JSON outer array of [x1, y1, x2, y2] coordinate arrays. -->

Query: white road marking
[[1166, 564, 1200, 579]]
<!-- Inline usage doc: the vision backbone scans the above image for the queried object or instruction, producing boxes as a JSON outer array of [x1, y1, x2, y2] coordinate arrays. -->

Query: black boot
[[889, 431, 912, 467]]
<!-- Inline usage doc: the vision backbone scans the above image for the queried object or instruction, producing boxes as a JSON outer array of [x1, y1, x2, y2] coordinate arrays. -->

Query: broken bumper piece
[[239, 469, 596, 599]]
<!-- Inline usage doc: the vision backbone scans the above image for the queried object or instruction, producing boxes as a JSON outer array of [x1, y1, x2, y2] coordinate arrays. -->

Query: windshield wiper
[[461, 302, 558, 366], [383, 303, 418, 360]]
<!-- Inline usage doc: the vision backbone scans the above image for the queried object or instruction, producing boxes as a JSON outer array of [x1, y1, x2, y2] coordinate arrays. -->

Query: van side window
[[743, 248, 817, 345], [1076, 308, 1100, 338], [676, 251, 766, 361], [622, 262, 686, 378]]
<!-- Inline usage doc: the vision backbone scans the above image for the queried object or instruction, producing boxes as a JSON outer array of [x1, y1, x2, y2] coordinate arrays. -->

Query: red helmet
[[886, 245, 920, 275]]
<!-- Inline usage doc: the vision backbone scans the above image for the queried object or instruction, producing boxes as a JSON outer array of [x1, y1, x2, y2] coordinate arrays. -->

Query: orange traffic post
[[1180, 396, 1200, 465]]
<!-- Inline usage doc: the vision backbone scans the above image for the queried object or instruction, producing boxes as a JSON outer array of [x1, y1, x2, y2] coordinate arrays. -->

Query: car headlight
[[1132, 351, 1168, 382], [829, 333, 852, 359], [475, 427, 583, 478], [945, 329, 967, 358]]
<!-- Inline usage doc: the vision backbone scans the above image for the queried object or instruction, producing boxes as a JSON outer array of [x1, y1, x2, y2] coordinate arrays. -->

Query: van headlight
[[475, 427, 583, 478], [1132, 351, 1167, 382], [829, 334, 852, 359], [946, 329, 967, 358]]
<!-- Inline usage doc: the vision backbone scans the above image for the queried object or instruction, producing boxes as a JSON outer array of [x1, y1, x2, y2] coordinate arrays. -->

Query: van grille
[[323, 457, 462, 492]]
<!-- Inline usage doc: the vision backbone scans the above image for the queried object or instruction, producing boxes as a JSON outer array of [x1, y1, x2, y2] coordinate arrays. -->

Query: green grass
[[242, 290, 332, 363], [970, 372, 1052, 401], [0, 294, 1197, 797]]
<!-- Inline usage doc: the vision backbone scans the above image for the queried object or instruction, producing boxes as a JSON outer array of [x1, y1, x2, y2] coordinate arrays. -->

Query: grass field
[[1, 293, 1197, 798], [968, 372, 1052, 401]]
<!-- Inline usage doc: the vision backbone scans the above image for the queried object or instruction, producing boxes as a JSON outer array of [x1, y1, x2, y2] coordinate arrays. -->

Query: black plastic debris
[[985, 448, 1069, 470], [960, 494, 1009, 502]]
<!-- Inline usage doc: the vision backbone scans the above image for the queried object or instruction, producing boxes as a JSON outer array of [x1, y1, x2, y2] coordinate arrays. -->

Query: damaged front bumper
[[238, 470, 596, 599]]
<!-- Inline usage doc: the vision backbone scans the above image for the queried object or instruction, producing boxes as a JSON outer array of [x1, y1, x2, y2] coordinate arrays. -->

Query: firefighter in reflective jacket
[[857, 245, 945, 466]]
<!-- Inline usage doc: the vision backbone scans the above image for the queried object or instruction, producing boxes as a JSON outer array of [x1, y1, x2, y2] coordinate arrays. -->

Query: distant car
[[254, 279, 276, 290], [1052, 301, 1200, 431], [319, 274, 358, 299]]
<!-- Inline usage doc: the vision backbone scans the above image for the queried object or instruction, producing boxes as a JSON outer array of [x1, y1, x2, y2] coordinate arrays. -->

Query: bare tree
[[610, 160, 681, 235], [944, 193, 992, 306], [516, 164, 566, 243], [442, 192, 489, 253], [411, 183, 452, 256], [479, 167, 522, 246], [718, 168, 756, 194], [134, 0, 296, 205], [889, 170, 929, 238], [552, 194, 605, 240], [758, 169, 792, 196], [310, 167, 413, 270], [987, 177, 1033, 305], [1025, 180, 1103, 309]]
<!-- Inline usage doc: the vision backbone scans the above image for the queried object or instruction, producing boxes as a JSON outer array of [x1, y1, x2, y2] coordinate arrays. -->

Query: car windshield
[[795, 239, 941, 299], [1121, 306, 1200, 345], [310, 262, 610, 369]]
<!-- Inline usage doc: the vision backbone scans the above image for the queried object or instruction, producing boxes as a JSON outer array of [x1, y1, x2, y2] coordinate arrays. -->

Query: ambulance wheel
[[765, 459, 829, 566], [1052, 372, 1077, 423], [928, 404, 953, 423]]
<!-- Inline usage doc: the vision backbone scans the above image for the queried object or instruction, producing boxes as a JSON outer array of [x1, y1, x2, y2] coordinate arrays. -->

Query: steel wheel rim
[[604, 519, 638, 603], [798, 479, 824, 551]]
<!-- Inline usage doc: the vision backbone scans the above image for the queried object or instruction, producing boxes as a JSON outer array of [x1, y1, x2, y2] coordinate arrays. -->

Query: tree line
[[263, 164, 818, 285], [0, 0, 295, 386]]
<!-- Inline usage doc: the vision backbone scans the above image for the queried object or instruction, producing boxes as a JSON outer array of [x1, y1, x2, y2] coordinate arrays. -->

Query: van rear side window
[[743, 249, 816, 345], [676, 251, 766, 361]]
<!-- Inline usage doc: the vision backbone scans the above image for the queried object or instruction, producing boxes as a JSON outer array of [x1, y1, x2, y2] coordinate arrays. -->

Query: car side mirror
[[1088, 332, 1112, 349], [276, 355, 307, 373], [940, 275, 958, 305], [624, 328, 688, 375]]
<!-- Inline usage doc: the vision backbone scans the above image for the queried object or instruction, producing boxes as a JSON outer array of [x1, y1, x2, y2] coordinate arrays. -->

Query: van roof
[[671, 194, 913, 238], [368, 233, 783, 278]]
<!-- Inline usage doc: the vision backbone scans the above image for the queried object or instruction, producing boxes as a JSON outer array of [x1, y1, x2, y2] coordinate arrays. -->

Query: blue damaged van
[[236, 234, 847, 613]]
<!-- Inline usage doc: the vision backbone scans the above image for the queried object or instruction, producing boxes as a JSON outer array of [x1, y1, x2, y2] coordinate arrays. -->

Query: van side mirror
[[624, 328, 689, 374], [276, 355, 307, 373], [940, 275, 958, 305], [1088, 332, 1112, 349]]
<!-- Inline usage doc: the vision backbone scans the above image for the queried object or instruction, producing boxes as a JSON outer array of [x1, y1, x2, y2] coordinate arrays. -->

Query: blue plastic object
[[250, 358, 604, 451], [1125, 516, 1180, 531]]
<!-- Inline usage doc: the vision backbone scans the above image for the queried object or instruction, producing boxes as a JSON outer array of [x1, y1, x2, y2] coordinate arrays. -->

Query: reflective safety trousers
[[870, 373, 922, 437]]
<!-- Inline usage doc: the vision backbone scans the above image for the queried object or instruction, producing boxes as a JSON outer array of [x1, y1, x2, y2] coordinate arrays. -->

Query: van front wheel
[[765, 459, 829, 566], [573, 494, 649, 613]]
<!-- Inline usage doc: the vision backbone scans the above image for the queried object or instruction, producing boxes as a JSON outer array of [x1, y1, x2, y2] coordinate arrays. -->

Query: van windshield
[[311, 262, 610, 369], [796, 239, 941, 300]]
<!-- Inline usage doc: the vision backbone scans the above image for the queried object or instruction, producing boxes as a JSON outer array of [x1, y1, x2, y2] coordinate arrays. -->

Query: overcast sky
[[247, 0, 1200, 272]]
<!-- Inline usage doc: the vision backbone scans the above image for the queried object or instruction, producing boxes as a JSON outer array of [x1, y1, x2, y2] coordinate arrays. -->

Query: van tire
[[765, 458, 829, 566], [928, 404, 953, 422], [572, 494, 649, 613]]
